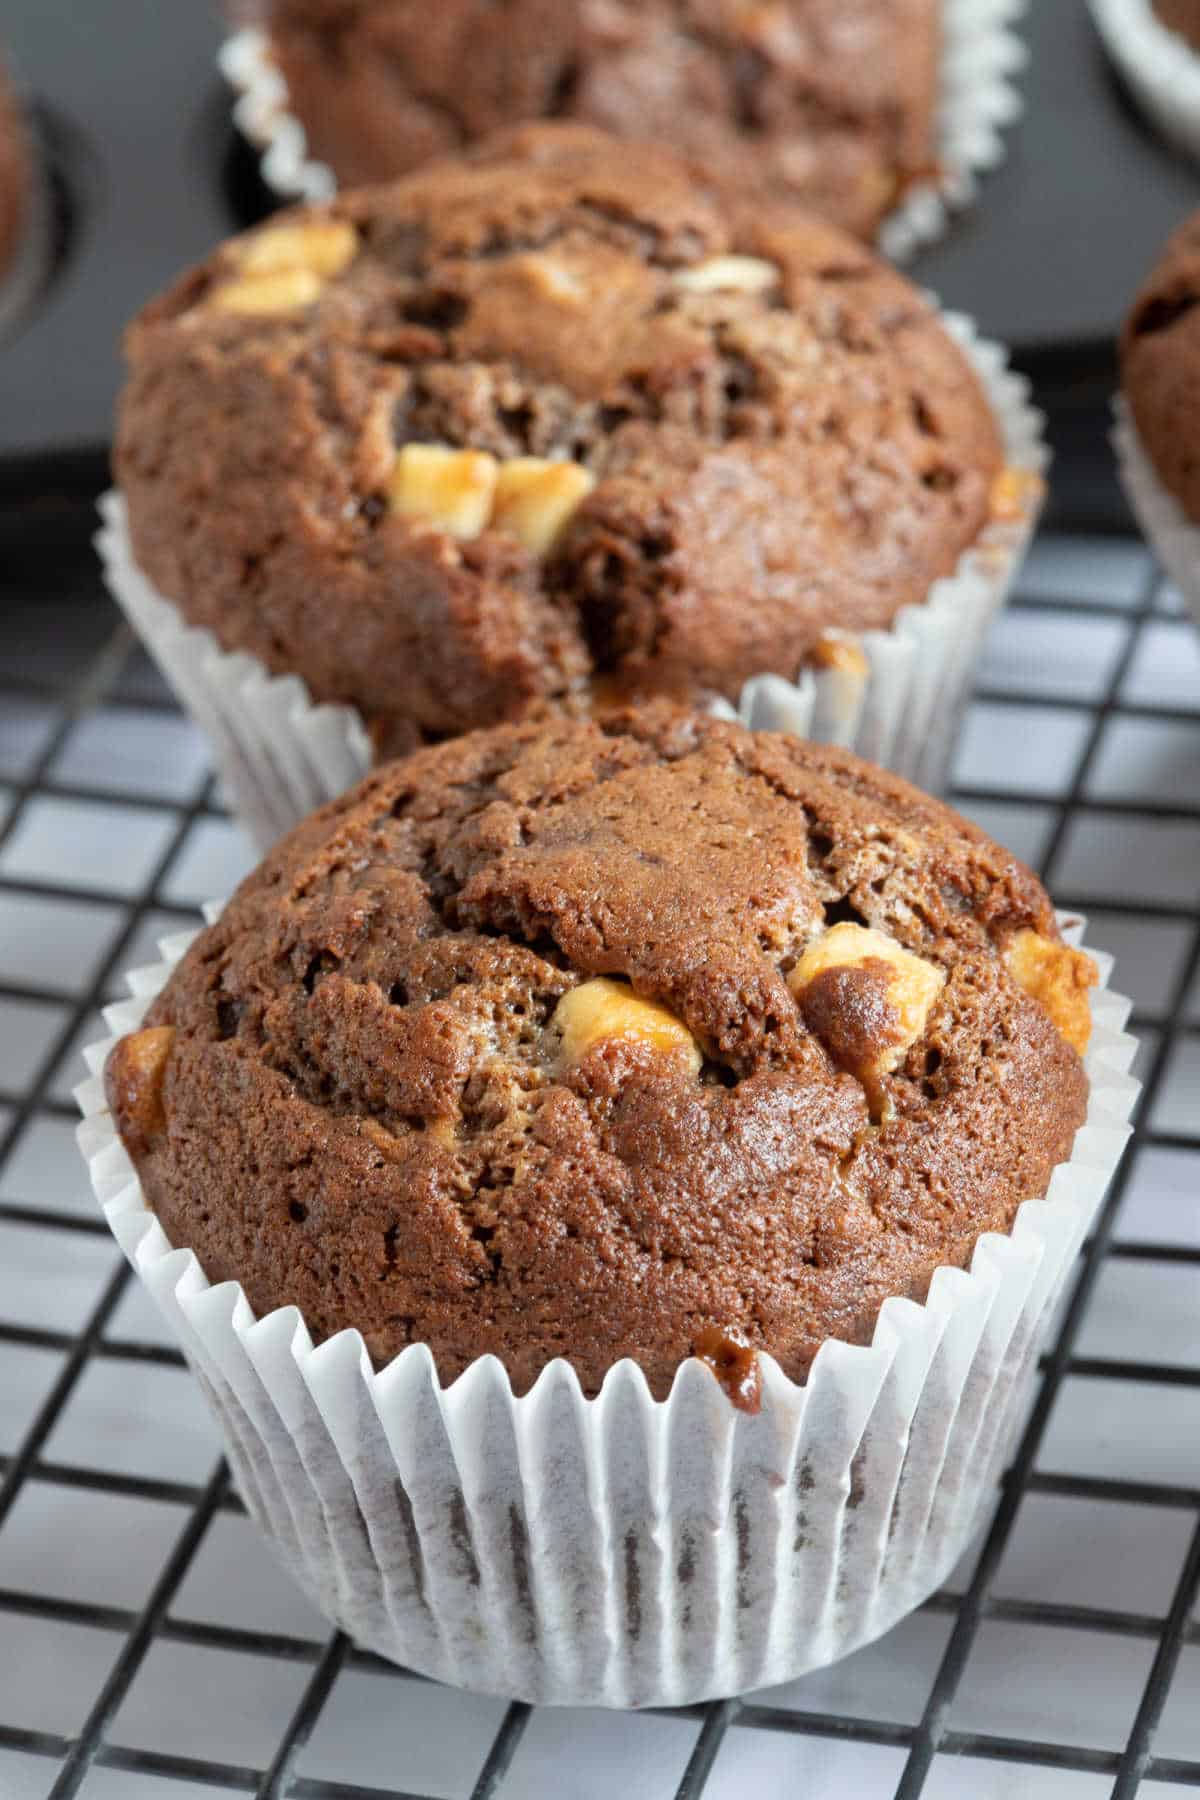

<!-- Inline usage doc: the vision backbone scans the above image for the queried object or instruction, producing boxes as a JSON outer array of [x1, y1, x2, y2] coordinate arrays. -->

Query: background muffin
[[115, 125, 1007, 765], [105, 708, 1095, 1400], [252, 0, 940, 242], [0, 59, 29, 286], [1122, 210, 1200, 520], [1116, 208, 1200, 627]]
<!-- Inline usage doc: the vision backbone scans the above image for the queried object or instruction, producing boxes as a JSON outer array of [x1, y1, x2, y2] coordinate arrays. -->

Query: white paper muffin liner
[[1113, 394, 1200, 632], [218, 0, 1028, 264], [1091, 0, 1200, 162], [97, 311, 1046, 852], [75, 910, 1137, 1708], [0, 94, 56, 347]]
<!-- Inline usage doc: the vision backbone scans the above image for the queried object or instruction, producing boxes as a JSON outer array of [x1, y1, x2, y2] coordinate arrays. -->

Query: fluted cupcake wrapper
[[218, 0, 1029, 264], [1090, 0, 1200, 163], [75, 912, 1137, 1708], [97, 311, 1046, 853], [0, 89, 57, 347], [1112, 396, 1200, 633]]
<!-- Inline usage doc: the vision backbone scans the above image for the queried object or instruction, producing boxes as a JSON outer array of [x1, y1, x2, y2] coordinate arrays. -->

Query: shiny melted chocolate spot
[[797, 957, 902, 1084], [695, 1325, 763, 1414]]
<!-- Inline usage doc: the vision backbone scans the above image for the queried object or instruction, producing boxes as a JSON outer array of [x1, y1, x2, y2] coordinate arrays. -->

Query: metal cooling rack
[[0, 522, 1197, 1800]]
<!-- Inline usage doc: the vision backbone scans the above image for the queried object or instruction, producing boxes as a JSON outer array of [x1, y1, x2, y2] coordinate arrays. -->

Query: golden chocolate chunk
[[673, 255, 780, 295], [235, 218, 358, 280], [789, 922, 945, 1077], [512, 252, 587, 305], [990, 466, 1043, 523], [811, 632, 869, 678], [491, 457, 596, 555], [105, 1025, 176, 1160], [209, 267, 325, 316], [387, 444, 499, 540], [552, 978, 701, 1074], [1004, 929, 1096, 1055]]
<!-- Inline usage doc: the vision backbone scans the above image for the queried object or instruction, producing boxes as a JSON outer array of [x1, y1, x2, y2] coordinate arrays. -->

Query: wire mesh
[[0, 526, 1197, 1799]]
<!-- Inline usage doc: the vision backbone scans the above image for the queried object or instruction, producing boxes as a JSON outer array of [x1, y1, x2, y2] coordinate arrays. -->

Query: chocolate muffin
[[105, 707, 1095, 1402], [116, 125, 1005, 759], [1154, 0, 1200, 51], [0, 61, 29, 284], [1122, 210, 1200, 523], [256, 0, 940, 241]]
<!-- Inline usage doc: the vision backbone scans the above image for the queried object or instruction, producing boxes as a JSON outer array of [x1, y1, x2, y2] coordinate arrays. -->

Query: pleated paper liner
[[219, 0, 1029, 264], [1113, 395, 1200, 634], [76, 910, 1137, 1708], [1091, 0, 1200, 164], [97, 309, 1047, 852]]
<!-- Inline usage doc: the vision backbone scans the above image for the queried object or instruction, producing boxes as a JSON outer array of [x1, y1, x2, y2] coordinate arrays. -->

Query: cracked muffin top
[[116, 124, 1005, 757], [1123, 210, 1200, 521], [257, 0, 941, 242], [106, 707, 1096, 1403]]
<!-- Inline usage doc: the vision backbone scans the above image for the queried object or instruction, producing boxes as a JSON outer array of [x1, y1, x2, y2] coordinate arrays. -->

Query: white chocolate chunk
[[673, 255, 780, 295], [1004, 929, 1095, 1055], [517, 252, 587, 304], [491, 457, 596, 555], [788, 922, 944, 1076], [387, 445, 499, 540], [209, 267, 325, 316], [235, 218, 359, 280], [552, 978, 701, 1074]]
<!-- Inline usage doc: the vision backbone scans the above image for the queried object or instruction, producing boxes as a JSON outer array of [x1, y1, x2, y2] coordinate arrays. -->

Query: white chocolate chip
[[552, 978, 702, 1074], [491, 457, 596, 556], [515, 252, 587, 305], [788, 922, 944, 1076], [209, 267, 325, 316], [235, 218, 359, 280], [387, 445, 499, 540], [673, 255, 780, 295], [1004, 929, 1095, 1056], [106, 1025, 176, 1157]]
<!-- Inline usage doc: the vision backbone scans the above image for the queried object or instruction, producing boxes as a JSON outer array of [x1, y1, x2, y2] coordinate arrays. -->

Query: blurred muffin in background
[[246, 0, 941, 241], [1116, 207, 1200, 632], [0, 59, 30, 284]]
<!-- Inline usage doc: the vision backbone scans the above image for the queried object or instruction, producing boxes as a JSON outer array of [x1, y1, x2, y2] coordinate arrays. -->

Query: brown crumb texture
[[1122, 209, 1200, 523], [116, 124, 1002, 751], [110, 708, 1092, 1400], [262, 0, 941, 241]]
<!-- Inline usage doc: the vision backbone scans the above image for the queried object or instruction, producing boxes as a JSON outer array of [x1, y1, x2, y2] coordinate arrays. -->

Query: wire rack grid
[[0, 526, 1198, 1800]]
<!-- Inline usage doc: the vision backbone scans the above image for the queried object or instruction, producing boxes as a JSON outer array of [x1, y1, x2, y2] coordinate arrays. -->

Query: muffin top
[[118, 124, 1003, 754], [106, 708, 1095, 1402], [1123, 210, 1200, 523], [1154, 0, 1200, 50], [0, 61, 28, 282], [262, 0, 940, 241]]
